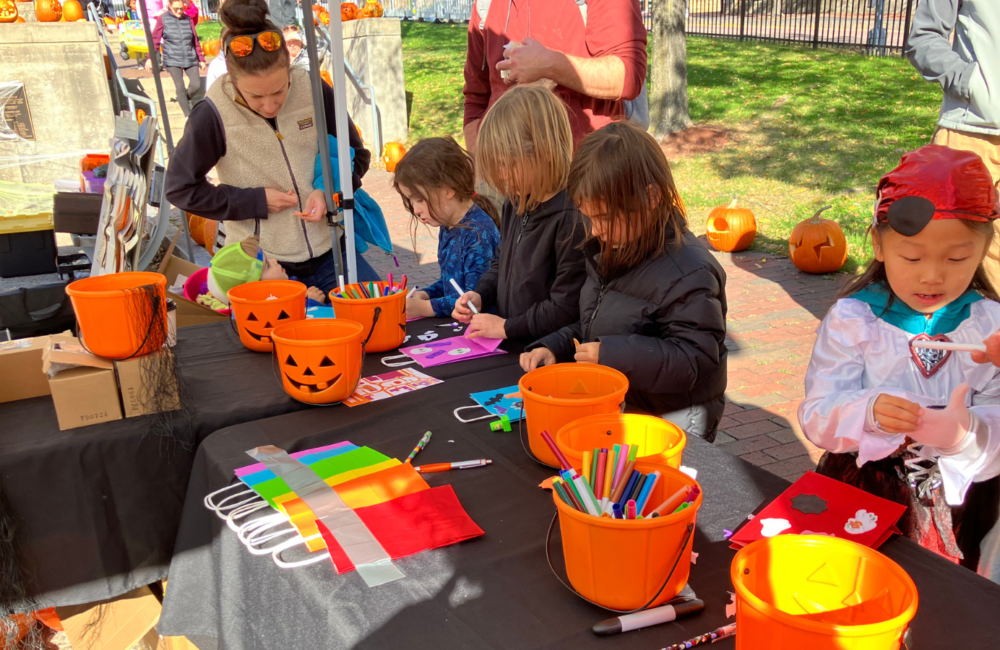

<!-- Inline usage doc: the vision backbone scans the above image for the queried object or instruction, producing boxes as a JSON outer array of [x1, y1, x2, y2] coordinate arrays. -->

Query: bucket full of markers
[[519, 364, 628, 467], [731, 535, 918, 650], [550, 459, 701, 611], [329, 281, 406, 353], [556, 414, 686, 470], [228, 280, 307, 352]]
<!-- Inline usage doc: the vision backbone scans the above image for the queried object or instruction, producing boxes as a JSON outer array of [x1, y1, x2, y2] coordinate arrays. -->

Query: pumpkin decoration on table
[[382, 141, 406, 172], [62, 0, 83, 21], [35, 0, 62, 22], [705, 197, 756, 253], [202, 39, 220, 57], [340, 2, 357, 20], [359, 0, 382, 17], [312, 4, 330, 24], [0, 0, 18, 23], [271, 319, 365, 404], [788, 205, 848, 274]]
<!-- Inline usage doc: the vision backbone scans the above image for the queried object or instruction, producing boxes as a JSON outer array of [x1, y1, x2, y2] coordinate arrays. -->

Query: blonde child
[[392, 137, 501, 318], [452, 85, 586, 341], [519, 122, 728, 440], [799, 145, 1000, 579]]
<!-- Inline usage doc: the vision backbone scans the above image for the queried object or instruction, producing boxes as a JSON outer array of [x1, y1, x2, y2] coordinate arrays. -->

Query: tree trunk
[[649, 0, 691, 137]]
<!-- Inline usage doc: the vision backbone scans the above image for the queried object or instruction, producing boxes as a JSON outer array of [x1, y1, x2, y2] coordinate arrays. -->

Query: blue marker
[[612, 503, 624, 519], [634, 470, 660, 517]]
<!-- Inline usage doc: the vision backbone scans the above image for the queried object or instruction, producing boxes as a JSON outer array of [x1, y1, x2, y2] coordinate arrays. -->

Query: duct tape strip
[[247, 445, 405, 587]]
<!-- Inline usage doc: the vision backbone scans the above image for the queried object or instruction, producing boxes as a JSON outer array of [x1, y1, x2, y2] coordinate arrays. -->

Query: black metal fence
[[683, 0, 918, 56]]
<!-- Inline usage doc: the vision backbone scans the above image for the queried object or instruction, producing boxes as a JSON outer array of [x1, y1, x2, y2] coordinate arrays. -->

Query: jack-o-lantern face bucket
[[271, 319, 365, 404], [329, 282, 406, 353], [228, 280, 307, 352]]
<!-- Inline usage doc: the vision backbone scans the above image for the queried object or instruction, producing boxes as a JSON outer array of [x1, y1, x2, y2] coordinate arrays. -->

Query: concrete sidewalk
[[358, 169, 846, 483]]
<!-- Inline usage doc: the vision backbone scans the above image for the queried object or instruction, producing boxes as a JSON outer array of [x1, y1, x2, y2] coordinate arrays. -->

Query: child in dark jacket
[[392, 137, 501, 318], [452, 85, 587, 342], [521, 122, 729, 441]]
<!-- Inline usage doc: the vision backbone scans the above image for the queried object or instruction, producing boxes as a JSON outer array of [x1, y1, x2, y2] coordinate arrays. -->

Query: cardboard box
[[43, 339, 123, 431], [116, 349, 181, 418], [58, 587, 161, 650], [0, 332, 75, 404], [156, 233, 228, 329]]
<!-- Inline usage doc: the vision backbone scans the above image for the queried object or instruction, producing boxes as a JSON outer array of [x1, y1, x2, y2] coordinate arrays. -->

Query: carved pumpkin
[[382, 141, 407, 172], [271, 319, 365, 404], [202, 39, 220, 57], [706, 198, 756, 253], [35, 0, 62, 21], [788, 206, 848, 274], [0, 0, 18, 23], [228, 280, 307, 352], [62, 0, 83, 21], [340, 2, 356, 20]]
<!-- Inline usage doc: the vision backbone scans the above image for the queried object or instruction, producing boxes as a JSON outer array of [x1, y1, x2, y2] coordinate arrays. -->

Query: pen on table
[[592, 598, 705, 636], [911, 340, 987, 353], [449, 278, 479, 314], [661, 623, 736, 649], [404, 430, 432, 464], [415, 459, 492, 473]]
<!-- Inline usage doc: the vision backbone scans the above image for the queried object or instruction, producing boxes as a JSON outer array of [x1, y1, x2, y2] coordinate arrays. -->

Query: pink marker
[[626, 500, 637, 520], [612, 444, 630, 492]]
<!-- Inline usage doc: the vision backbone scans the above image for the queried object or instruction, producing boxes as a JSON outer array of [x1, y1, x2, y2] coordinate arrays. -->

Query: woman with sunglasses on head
[[165, 0, 379, 292]]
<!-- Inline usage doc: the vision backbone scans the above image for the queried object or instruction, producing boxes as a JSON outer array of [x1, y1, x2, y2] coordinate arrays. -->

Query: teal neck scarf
[[852, 283, 982, 336]]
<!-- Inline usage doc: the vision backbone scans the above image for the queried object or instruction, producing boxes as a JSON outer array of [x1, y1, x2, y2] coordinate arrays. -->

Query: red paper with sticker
[[729, 471, 905, 550], [317, 485, 485, 573]]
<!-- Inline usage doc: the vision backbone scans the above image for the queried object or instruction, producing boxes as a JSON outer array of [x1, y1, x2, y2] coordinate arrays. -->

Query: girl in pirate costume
[[799, 144, 1000, 581]]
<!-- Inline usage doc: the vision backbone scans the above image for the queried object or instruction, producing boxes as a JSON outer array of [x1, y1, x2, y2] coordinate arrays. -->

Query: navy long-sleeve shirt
[[423, 205, 500, 317]]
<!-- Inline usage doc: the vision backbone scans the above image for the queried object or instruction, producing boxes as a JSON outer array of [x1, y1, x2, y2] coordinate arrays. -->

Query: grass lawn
[[400, 22, 943, 272], [195, 21, 222, 41]]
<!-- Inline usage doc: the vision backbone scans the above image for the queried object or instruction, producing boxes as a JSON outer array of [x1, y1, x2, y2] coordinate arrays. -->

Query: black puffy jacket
[[531, 231, 728, 434], [475, 190, 587, 341]]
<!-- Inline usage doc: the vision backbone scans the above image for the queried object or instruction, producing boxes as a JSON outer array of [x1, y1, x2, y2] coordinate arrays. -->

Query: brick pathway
[[360, 170, 849, 484]]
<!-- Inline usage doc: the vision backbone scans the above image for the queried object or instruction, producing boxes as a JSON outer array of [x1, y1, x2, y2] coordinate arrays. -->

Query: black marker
[[592, 598, 705, 636]]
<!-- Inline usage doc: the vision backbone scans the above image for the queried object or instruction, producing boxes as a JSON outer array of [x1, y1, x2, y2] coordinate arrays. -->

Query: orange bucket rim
[[66, 272, 166, 297], [556, 414, 687, 461], [731, 535, 919, 637], [270, 319, 365, 346], [328, 282, 405, 304], [518, 364, 629, 407], [228, 280, 307, 304]]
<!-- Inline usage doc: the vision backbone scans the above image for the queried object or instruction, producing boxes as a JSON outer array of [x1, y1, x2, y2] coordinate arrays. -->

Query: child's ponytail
[[471, 193, 500, 229]]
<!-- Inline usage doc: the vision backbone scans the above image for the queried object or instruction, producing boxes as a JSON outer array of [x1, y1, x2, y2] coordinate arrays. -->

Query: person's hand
[[296, 189, 326, 222], [406, 295, 435, 318], [452, 291, 482, 323], [971, 331, 1000, 367], [467, 313, 506, 339], [574, 342, 600, 364], [265, 188, 299, 214], [872, 394, 922, 434], [306, 286, 327, 303], [144, 58, 153, 72], [496, 37, 556, 85], [413, 291, 429, 300], [199, 61, 207, 72], [520, 347, 556, 372], [909, 384, 972, 451]]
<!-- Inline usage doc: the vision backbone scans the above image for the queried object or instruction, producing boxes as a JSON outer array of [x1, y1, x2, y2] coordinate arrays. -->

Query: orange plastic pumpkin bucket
[[270, 319, 365, 404], [518, 364, 629, 467], [66, 272, 167, 359], [731, 535, 918, 649], [328, 282, 406, 353], [228, 280, 307, 352], [557, 414, 686, 470], [551, 461, 701, 610]]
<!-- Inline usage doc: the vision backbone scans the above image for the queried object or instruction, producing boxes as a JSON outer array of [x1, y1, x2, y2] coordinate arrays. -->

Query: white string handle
[[225, 500, 270, 532], [272, 534, 328, 569], [204, 484, 252, 511], [238, 513, 289, 545], [247, 527, 302, 556], [453, 405, 495, 423], [381, 354, 414, 368]]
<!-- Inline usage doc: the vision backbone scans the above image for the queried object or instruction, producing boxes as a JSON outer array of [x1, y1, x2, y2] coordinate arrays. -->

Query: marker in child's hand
[[573, 338, 581, 351], [449, 278, 479, 314], [911, 340, 987, 353], [406, 286, 419, 299]]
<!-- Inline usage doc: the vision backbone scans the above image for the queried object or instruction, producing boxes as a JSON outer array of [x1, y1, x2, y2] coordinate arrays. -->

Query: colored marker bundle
[[332, 274, 408, 301]]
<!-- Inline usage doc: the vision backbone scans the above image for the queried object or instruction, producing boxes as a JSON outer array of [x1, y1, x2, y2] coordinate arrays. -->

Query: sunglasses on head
[[226, 30, 283, 57]]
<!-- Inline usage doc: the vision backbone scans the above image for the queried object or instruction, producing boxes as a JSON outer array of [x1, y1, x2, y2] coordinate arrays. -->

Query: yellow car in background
[[117, 20, 149, 64]]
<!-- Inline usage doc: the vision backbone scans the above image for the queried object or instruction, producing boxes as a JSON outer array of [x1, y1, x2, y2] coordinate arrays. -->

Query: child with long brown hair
[[452, 85, 587, 341], [520, 121, 729, 440], [393, 137, 501, 318]]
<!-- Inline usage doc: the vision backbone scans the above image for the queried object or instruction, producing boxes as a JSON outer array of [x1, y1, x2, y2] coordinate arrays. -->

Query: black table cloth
[[0, 316, 507, 610], [159, 362, 1000, 650]]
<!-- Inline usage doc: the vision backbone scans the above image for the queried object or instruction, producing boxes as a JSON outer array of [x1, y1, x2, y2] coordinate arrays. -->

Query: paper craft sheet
[[344, 368, 443, 407], [400, 334, 505, 368], [468, 385, 525, 422], [728, 471, 906, 550]]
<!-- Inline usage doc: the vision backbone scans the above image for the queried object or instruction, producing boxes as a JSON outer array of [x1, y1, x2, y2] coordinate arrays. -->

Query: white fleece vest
[[207, 66, 332, 263]]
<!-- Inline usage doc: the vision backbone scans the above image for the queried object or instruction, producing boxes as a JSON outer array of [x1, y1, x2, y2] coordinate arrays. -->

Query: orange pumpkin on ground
[[35, 0, 62, 21], [0, 0, 18, 23], [705, 198, 756, 253], [62, 0, 83, 21], [788, 205, 848, 274], [340, 2, 356, 20], [382, 141, 406, 172]]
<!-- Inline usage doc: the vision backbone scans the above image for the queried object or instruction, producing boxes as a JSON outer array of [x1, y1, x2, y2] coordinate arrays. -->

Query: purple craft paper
[[400, 337, 506, 367], [234, 441, 353, 476]]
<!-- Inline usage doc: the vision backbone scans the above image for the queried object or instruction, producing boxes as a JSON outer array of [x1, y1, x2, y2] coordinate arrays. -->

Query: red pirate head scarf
[[874, 144, 999, 236]]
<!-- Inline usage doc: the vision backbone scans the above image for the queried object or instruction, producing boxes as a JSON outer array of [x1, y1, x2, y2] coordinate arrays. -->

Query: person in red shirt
[[462, 0, 647, 151]]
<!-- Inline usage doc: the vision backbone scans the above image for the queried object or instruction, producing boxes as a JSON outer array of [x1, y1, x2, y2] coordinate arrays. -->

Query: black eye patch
[[887, 195, 936, 236]]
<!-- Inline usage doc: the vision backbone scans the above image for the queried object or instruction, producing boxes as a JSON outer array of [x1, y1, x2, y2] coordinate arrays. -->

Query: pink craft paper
[[234, 441, 353, 477], [400, 336, 506, 368], [465, 329, 502, 352]]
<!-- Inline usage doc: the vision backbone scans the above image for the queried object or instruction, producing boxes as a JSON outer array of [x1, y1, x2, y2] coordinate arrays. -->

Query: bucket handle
[[545, 512, 695, 615], [76, 283, 165, 361]]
